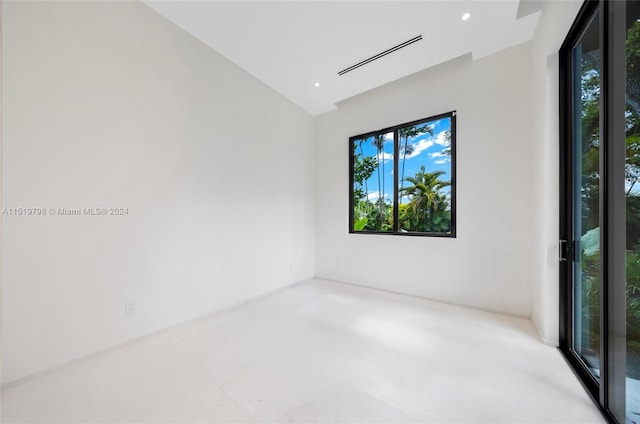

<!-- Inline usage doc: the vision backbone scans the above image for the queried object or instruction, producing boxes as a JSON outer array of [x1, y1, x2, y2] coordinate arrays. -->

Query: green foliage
[[399, 166, 451, 233], [580, 231, 601, 351], [628, 20, 640, 71], [353, 217, 368, 231], [353, 197, 393, 232], [625, 21, 640, 376], [579, 53, 601, 231], [626, 134, 640, 194], [627, 19, 640, 120], [627, 23, 640, 249], [626, 251, 640, 374], [353, 146, 377, 202]]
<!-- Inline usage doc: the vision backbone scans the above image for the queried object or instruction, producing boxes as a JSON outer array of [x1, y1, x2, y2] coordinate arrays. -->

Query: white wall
[[530, 0, 582, 345], [315, 44, 536, 317], [1, 0, 315, 384]]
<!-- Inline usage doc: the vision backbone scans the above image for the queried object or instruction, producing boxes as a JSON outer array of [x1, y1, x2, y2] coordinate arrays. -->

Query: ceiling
[[144, 1, 542, 116]]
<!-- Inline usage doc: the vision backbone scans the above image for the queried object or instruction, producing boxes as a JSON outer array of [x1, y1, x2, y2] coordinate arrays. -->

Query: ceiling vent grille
[[338, 35, 423, 76]]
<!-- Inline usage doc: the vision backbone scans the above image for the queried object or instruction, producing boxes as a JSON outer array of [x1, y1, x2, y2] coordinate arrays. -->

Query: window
[[349, 111, 456, 237]]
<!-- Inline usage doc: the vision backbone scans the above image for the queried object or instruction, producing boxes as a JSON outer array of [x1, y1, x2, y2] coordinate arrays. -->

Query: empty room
[[1, 0, 637, 422]]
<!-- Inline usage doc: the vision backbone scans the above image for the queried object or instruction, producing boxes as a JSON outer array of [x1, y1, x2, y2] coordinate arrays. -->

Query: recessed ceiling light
[[462, 12, 471, 21], [314, 82, 320, 87]]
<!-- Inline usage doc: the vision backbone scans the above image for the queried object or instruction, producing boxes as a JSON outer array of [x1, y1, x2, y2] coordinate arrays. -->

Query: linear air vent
[[338, 35, 423, 76]]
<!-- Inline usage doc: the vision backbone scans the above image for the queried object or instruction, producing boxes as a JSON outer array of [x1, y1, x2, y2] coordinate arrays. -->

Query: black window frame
[[348, 111, 457, 238]]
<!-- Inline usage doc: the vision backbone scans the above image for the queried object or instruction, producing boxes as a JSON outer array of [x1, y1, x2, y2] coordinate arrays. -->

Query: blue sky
[[354, 117, 452, 205]]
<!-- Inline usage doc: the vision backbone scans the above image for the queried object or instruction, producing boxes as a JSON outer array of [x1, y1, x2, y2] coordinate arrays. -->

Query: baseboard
[[530, 315, 559, 347], [313, 275, 532, 320]]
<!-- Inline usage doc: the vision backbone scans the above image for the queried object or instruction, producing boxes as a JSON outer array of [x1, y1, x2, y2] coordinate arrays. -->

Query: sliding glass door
[[570, 8, 602, 380], [561, 1, 640, 422], [626, 2, 640, 421]]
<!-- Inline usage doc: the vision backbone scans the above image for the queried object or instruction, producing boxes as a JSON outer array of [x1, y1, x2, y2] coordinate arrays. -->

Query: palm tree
[[400, 142, 415, 200], [358, 139, 369, 197], [372, 134, 386, 225], [398, 125, 434, 194], [400, 166, 451, 232]]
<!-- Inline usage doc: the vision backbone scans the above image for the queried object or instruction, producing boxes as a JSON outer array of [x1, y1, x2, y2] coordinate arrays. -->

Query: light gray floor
[[1, 278, 605, 423]]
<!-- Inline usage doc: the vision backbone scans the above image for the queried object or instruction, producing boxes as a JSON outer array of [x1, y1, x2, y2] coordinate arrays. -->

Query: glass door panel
[[627, 2, 640, 422], [572, 11, 602, 379]]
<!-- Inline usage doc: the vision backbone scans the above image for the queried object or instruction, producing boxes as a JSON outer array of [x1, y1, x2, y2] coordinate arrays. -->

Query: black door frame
[[559, 0, 600, 403], [559, 1, 629, 422]]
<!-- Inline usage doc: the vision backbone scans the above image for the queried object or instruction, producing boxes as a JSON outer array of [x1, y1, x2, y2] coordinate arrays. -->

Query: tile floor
[[1, 278, 606, 423]]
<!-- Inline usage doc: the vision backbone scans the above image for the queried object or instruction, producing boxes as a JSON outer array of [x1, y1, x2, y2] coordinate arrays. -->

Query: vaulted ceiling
[[144, 1, 542, 116]]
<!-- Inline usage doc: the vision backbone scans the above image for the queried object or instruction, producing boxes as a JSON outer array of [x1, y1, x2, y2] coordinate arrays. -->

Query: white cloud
[[430, 148, 451, 165], [404, 139, 434, 159], [367, 191, 391, 202], [434, 130, 450, 147], [380, 152, 394, 162]]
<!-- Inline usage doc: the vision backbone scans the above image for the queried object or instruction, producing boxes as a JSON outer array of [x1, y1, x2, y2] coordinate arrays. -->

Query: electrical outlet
[[125, 302, 136, 317]]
